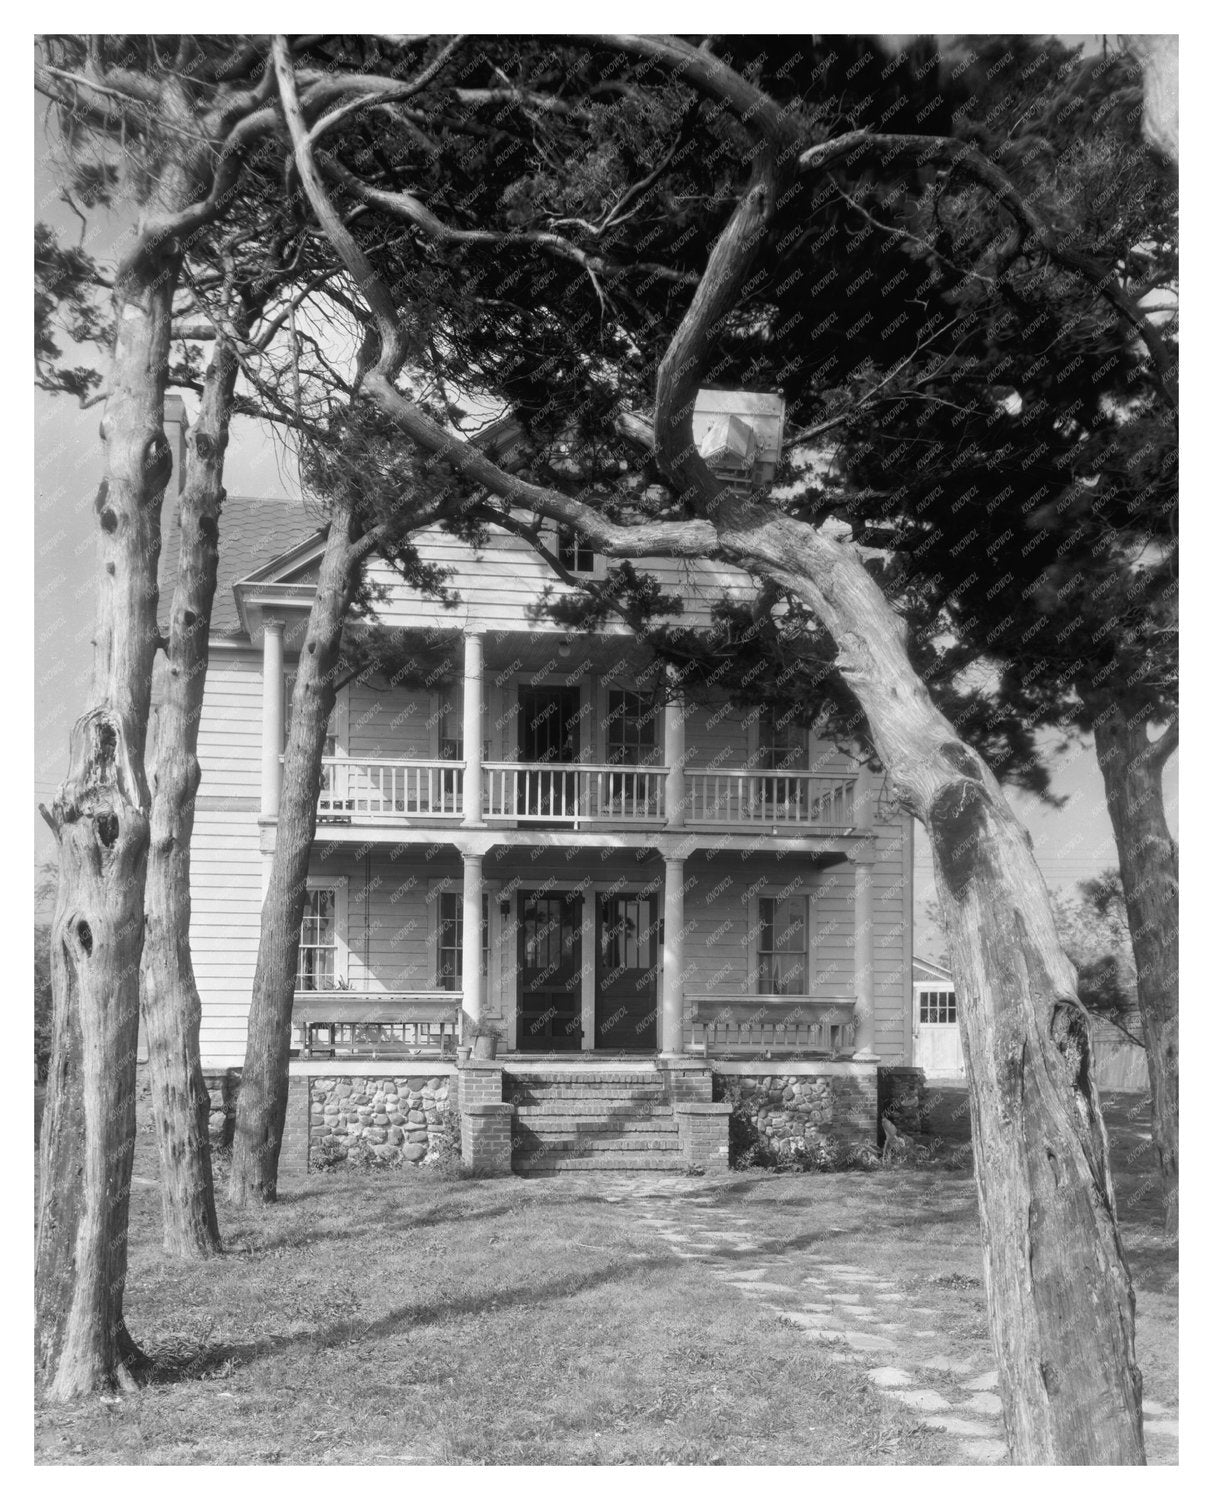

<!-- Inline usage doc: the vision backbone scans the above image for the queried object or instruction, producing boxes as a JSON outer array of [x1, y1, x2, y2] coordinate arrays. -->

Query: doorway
[[595, 892, 659, 1052], [519, 685, 581, 821], [517, 892, 584, 1051]]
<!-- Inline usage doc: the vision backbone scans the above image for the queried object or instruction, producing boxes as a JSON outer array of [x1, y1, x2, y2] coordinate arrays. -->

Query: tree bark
[[227, 497, 363, 1205], [140, 332, 241, 1257], [713, 507, 1144, 1464], [36, 230, 180, 1395], [1092, 701, 1178, 1235]]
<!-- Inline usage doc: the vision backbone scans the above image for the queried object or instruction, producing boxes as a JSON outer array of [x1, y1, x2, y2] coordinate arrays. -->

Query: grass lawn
[[34, 1090, 1176, 1466]]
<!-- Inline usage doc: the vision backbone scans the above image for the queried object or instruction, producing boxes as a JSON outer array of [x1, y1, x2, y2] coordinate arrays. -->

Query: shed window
[[919, 988, 957, 1025]]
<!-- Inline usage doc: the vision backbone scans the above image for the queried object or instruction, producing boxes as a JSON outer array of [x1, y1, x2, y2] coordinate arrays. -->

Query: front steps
[[508, 1066, 687, 1174]]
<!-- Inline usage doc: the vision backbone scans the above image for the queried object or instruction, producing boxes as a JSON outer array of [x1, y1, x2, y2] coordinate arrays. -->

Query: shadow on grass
[[140, 1242, 675, 1387]]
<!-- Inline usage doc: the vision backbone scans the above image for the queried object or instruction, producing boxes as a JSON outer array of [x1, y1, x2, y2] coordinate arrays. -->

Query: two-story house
[[170, 394, 914, 1173]]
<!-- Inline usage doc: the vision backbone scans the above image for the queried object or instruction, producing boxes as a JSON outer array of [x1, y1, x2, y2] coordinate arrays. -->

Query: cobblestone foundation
[[309, 1074, 455, 1167], [713, 1063, 878, 1158]]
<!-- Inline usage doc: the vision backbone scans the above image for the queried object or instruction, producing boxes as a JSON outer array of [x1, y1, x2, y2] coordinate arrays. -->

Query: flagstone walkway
[[584, 1174, 1179, 1466]]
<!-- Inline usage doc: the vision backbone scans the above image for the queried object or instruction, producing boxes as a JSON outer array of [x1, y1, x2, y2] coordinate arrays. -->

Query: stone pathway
[[590, 1174, 1179, 1466]]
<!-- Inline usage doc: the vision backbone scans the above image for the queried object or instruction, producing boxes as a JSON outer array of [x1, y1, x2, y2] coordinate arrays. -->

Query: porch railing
[[309, 756, 857, 833], [293, 991, 461, 1058], [483, 761, 667, 824], [686, 771, 855, 828], [317, 757, 463, 821], [685, 995, 857, 1056]]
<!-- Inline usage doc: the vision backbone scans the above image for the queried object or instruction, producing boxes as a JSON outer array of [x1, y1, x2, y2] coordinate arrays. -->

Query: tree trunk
[[1092, 701, 1178, 1235], [36, 237, 180, 1396], [227, 499, 362, 1205], [716, 507, 1145, 1464], [140, 333, 241, 1258]]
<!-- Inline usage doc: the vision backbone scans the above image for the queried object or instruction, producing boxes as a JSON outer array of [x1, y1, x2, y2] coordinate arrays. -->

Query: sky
[[31, 34, 1178, 956]]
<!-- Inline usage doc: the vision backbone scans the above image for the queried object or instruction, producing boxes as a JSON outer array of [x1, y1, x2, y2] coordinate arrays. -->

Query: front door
[[518, 892, 584, 1051], [595, 893, 659, 1052], [519, 686, 580, 821]]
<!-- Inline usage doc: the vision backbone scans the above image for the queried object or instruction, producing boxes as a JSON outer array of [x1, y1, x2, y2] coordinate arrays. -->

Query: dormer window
[[557, 527, 595, 574]]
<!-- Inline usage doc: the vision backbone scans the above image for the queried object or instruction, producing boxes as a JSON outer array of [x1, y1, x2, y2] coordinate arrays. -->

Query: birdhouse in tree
[[693, 389, 786, 493]]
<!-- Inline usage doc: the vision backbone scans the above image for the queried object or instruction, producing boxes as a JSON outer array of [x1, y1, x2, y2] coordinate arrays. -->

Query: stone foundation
[[308, 1071, 456, 1168], [878, 1065, 928, 1139], [203, 1069, 241, 1149], [712, 1060, 878, 1160]]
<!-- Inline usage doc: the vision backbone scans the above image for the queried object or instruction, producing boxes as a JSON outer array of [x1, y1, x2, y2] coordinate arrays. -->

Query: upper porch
[[254, 621, 873, 849]]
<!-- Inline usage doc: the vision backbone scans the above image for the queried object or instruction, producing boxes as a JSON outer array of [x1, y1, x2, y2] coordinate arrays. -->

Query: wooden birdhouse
[[693, 389, 786, 493]]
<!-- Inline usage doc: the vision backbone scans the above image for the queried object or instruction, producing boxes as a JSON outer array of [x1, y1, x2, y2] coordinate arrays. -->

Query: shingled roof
[[158, 493, 322, 638]]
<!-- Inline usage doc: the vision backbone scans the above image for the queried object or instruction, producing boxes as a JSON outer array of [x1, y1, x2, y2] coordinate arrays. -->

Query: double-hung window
[[756, 894, 809, 996], [756, 709, 808, 818], [297, 886, 339, 991], [557, 527, 595, 574], [605, 689, 658, 815], [437, 890, 490, 990]]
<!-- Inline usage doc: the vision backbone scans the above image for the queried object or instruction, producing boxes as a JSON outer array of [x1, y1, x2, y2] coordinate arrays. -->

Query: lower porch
[[288, 844, 876, 1066]]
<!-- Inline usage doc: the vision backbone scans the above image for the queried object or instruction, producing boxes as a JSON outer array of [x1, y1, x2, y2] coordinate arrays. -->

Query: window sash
[[606, 689, 657, 765], [557, 527, 595, 573], [437, 890, 490, 990], [756, 895, 808, 995], [297, 888, 338, 991]]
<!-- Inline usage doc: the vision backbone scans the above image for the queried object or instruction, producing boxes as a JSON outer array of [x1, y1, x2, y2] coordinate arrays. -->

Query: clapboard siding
[[196, 651, 262, 799], [361, 524, 758, 633], [193, 806, 262, 1066]]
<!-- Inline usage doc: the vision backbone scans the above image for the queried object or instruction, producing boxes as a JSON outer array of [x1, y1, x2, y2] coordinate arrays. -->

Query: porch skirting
[[229, 1056, 881, 1174]]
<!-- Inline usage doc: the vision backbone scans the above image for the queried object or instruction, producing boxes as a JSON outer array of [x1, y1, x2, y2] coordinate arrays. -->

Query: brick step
[[514, 1152, 687, 1174], [509, 1087, 668, 1102], [514, 1101, 675, 1118], [515, 1116, 680, 1136], [507, 1070, 659, 1082], [514, 1133, 684, 1153]]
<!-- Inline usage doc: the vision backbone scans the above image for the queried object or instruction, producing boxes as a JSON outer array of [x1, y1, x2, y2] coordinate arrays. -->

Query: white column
[[664, 692, 686, 828], [461, 632, 484, 827], [852, 851, 877, 1059], [852, 764, 878, 1058], [462, 853, 483, 1025], [260, 617, 285, 817], [580, 891, 596, 1050], [661, 856, 686, 1055]]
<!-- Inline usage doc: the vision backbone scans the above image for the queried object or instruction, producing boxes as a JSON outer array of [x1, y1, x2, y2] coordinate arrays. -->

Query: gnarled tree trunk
[[140, 332, 241, 1257], [228, 497, 363, 1205], [1092, 700, 1178, 1235], [716, 506, 1145, 1464], [36, 233, 180, 1395]]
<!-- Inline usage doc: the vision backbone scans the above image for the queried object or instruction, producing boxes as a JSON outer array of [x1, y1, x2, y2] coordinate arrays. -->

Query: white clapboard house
[[160, 391, 916, 1172]]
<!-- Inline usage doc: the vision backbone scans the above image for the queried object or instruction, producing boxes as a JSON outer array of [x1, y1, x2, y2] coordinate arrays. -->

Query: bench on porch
[[686, 996, 857, 1057], [292, 993, 461, 1059]]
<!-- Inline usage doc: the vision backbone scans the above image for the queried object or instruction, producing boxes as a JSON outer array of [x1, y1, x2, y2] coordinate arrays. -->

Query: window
[[605, 689, 658, 815], [919, 988, 957, 1025], [758, 708, 807, 771], [757, 895, 808, 996], [437, 890, 490, 990], [297, 887, 339, 991], [755, 709, 808, 816], [557, 527, 595, 573]]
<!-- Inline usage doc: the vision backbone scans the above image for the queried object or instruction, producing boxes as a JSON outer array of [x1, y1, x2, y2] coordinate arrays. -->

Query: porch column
[[462, 852, 484, 1026], [664, 691, 686, 828], [852, 850, 878, 1059], [260, 617, 285, 818], [461, 631, 485, 828], [661, 856, 686, 1055], [852, 763, 878, 1059]]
